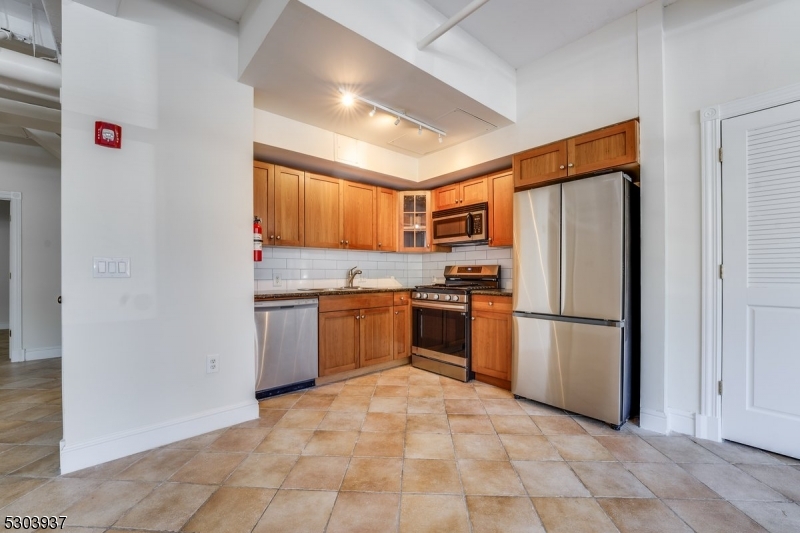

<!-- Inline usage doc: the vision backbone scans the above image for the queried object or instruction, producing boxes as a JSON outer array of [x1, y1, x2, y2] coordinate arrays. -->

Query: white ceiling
[[425, 0, 653, 68]]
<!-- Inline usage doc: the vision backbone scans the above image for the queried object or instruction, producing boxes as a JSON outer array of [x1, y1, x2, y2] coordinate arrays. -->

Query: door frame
[[699, 82, 800, 441], [0, 191, 22, 362]]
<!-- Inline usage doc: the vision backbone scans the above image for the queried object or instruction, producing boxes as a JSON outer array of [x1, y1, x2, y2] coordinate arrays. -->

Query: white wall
[[60, 0, 256, 473], [663, 0, 800, 418], [0, 142, 61, 353], [0, 201, 9, 329]]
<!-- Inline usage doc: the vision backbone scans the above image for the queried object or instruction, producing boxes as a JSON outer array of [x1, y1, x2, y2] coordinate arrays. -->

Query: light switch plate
[[94, 257, 131, 278]]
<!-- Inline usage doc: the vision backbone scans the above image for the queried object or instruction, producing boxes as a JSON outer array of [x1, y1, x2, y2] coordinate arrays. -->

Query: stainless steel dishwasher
[[255, 298, 318, 399]]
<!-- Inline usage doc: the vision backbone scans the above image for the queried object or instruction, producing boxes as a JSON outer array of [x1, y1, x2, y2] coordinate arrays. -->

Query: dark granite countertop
[[255, 287, 413, 301], [470, 289, 513, 297]]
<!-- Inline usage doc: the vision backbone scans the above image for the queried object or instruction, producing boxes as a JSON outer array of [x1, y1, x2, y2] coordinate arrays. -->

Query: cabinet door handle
[[559, 165, 565, 170], [471, 317, 475, 320], [276, 235, 281, 240], [269, 234, 275, 239], [568, 163, 574, 168], [345, 240, 349, 245], [488, 237, 493, 243], [340, 240, 344, 245], [395, 311, 399, 315], [488, 301, 493, 306], [57, 296, 62, 304], [355, 315, 360, 320], [378, 243, 382, 247], [400, 297, 405, 300], [361, 315, 365, 319]]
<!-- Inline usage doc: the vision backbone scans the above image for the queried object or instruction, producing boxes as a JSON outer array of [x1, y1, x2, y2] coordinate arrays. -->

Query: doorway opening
[[0, 200, 9, 362]]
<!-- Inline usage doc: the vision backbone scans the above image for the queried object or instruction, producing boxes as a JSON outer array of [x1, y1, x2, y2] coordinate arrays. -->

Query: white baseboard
[[667, 408, 696, 436], [24, 346, 61, 361], [639, 408, 668, 434], [59, 399, 259, 474], [695, 413, 722, 442]]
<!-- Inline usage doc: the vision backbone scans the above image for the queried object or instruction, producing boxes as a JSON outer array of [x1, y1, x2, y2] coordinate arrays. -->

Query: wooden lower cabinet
[[393, 292, 411, 359], [471, 295, 512, 390], [318, 310, 360, 376], [319, 293, 405, 377]]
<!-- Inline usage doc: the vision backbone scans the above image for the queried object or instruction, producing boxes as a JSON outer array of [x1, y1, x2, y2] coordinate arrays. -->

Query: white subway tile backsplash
[[253, 246, 514, 290]]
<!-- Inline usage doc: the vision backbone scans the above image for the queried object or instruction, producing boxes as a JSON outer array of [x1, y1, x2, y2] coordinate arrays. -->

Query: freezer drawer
[[513, 184, 561, 315], [512, 315, 626, 425], [560, 173, 626, 321]]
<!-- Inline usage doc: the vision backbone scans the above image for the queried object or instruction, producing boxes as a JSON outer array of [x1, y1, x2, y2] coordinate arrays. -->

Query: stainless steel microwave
[[431, 202, 488, 245]]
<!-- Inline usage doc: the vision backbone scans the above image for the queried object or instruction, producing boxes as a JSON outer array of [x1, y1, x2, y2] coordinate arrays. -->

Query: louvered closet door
[[721, 100, 800, 458]]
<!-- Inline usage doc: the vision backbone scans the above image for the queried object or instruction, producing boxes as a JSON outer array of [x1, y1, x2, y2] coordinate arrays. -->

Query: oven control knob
[[444, 295, 451, 301], [421, 293, 428, 299], [414, 292, 421, 299], [433, 294, 440, 300], [452, 295, 459, 302]]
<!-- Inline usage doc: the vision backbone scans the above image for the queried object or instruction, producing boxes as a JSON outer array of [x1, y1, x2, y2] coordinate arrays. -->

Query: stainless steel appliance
[[412, 265, 500, 382], [255, 298, 319, 399], [512, 172, 637, 428], [431, 203, 488, 246]]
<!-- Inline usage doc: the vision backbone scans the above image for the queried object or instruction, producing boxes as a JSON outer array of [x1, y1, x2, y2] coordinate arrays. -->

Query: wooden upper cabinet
[[342, 182, 377, 250], [274, 166, 305, 247], [488, 171, 513, 247], [433, 184, 460, 210], [253, 162, 275, 245], [305, 173, 343, 249], [359, 306, 393, 368], [567, 120, 639, 176], [434, 177, 489, 210], [376, 187, 397, 252], [460, 177, 488, 206], [513, 140, 568, 189]]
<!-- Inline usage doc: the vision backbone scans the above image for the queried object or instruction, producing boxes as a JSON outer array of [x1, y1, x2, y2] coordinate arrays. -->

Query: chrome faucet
[[346, 266, 362, 288]]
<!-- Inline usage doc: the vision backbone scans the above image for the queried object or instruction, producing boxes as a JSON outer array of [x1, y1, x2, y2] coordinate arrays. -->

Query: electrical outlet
[[206, 354, 219, 374], [273, 274, 282, 287]]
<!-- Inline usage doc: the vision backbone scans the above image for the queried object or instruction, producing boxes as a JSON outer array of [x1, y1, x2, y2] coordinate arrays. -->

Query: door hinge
[[719, 147, 723, 163], [719, 264, 724, 279], [718, 380, 723, 395]]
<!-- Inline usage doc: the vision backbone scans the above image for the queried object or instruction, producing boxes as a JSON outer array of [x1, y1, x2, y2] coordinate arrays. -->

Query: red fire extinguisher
[[253, 216, 263, 262]]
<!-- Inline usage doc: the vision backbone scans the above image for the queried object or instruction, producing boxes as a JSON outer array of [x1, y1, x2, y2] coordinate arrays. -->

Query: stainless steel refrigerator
[[512, 172, 637, 428]]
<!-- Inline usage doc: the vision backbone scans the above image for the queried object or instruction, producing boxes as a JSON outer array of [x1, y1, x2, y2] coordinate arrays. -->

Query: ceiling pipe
[[0, 82, 59, 106], [23, 128, 60, 159], [0, 48, 61, 91], [417, 0, 490, 50], [0, 96, 60, 133]]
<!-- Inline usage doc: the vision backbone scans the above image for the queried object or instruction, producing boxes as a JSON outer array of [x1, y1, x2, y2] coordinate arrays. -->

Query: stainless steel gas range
[[411, 265, 501, 382]]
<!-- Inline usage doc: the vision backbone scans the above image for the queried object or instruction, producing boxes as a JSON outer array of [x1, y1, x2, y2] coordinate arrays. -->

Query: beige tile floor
[[1, 359, 799, 532]]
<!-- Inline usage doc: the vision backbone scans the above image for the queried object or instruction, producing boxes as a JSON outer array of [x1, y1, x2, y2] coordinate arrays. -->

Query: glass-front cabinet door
[[398, 191, 431, 252]]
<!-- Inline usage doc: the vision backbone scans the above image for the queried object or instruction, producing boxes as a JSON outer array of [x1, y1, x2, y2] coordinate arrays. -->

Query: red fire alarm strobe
[[95, 121, 122, 149]]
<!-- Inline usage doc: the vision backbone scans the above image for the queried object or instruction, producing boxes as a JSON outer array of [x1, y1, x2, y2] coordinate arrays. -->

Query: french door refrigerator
[[512, 172, 637, 428]]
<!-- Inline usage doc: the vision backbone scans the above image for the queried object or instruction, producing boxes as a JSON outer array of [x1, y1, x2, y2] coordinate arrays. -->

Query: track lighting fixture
[[337, 87, 447, 139]]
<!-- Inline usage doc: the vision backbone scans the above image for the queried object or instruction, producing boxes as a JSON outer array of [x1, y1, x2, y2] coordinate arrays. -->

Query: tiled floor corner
[[1, 353, 799, 532]]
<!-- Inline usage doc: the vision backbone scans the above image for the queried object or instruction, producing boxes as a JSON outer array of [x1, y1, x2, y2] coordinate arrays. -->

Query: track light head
[[438, 134, 443, 143], [341, 92, 354, 106], [369, 106, 376, 117], [394, 116, 401, 126], [418, 126, 423, 136]]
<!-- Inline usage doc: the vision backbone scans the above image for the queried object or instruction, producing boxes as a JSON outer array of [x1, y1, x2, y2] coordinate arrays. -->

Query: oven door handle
[[466, 213, 474, 237], [411, 301, 468, 312]]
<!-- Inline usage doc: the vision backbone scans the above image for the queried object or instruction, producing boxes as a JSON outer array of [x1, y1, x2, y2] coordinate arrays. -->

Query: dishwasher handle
[[255, 298, 319, 309]]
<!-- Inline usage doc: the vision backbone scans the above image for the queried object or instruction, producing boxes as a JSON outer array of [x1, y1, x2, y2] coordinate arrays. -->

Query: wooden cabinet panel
[[433, 184, 460, 210], [471, 309, 512, 382], [359, 306, 393, 367], [376, 187, 397, 252], [274, 166, 305, 247], [393, 292, 410, 306], [343, 182, 376, 250], [319, 293, 394, 313], [461, 177, 488, 206], [567, 120, 638, 176], [253, 162, 275, 244], [305, 173, 343, 249], [393, 304, 411, 359], [319, 310, 359, 376], [488, 171, 513, 247], [513, 140, 568, 190], [472, 295, 513, 313]]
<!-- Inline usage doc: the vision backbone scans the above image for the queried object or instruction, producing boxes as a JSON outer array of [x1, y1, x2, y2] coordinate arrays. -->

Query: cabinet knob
[[559, 165, 565, 170], [568, 163, 574, 168], [269, 235, 275, 239], [400, 297, 405, 300], [276, 235, 281, 240], [378, 243, 382, 247], [488, 238, 492, 243], [361, 315, 365, 319], [471, 317, 475, 320], [356, 315, 360, 320], [340, 240, 344, 245], [488, 301, 493, 306], [345, 240, 349, 245], [395, 311, 399, 315]]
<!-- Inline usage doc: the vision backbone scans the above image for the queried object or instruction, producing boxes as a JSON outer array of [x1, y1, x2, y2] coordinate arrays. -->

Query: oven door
[[412, 301, 469, 367]]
